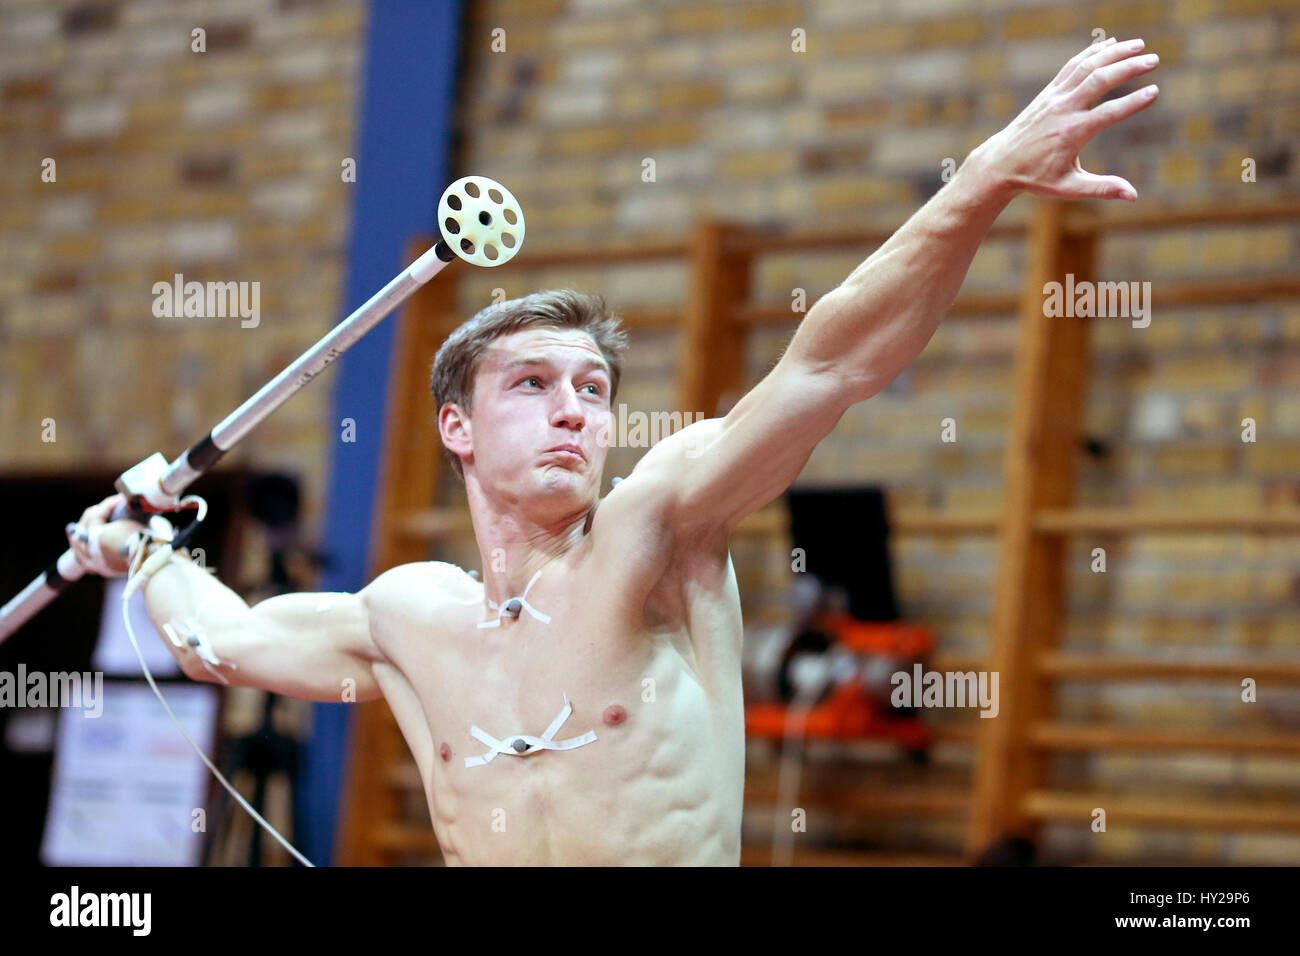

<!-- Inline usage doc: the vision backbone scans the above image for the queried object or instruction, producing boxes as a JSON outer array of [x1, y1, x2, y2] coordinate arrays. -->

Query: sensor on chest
[[464, 694, 597, 768]]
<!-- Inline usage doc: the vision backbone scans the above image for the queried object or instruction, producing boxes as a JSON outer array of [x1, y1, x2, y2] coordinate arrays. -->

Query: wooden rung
[[721, 220, 1027, 256], [1065, 199, 1300, 234], [1038, 654, 1300, 682], [399, 504, 1001, 541], [1036, 507, 1300, 533], [732, 507, 1001, 536], [1022, 790, 1300, 830], [399, 507, 473, 539], [1030, 723, 1300, 755], [1147, 276, 1300, 307], [745, 780, 970, 817], [612, 307, 682, 329], [735, 291, 1019, 326], [513, 240, 690, 267]]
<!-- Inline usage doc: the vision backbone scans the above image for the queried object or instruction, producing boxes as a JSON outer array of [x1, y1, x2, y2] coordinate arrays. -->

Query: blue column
[[298, 0, 463, 866]]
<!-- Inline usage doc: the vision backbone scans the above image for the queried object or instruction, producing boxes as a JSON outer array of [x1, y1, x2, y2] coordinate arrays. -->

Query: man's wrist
[[954, 140, 1022, 209]]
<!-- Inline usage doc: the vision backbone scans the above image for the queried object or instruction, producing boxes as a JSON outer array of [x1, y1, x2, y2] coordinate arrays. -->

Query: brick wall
[[0, 0, 366, 568]]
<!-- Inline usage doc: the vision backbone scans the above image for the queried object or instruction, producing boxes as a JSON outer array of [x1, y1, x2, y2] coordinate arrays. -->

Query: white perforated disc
[[437, 176, 525, 267]]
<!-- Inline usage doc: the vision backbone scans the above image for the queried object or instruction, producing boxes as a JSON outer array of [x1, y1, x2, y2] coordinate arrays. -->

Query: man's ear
[[438, 402, 472, 461]]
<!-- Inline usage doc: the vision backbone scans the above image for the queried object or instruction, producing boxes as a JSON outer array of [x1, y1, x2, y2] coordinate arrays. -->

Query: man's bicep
[[228, 589, 385, 702], [646, 361, 852, 535]]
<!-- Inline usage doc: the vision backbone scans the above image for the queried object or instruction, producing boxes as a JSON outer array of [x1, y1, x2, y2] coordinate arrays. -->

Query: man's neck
[[465, 488, 598, 608]]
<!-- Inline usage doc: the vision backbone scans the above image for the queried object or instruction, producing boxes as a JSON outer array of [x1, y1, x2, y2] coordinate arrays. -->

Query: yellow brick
[[1148, 234, 1196, 272], [1257, 570, 1294, 602], [813, 178, 896, 211], [633, 118, 699, 149], [824, 100, 898, 135], [1092, 0, 1167, 28], [1133, 482, 1262, 511], [720, 149, 793, 180], [1156, 355, 1253, 390], [728, 71, 797, 105], [971, 53, 1004, 87], [1243, 443, 1300, 475], [1216, 64, 1269, 101], [946, 486, 1003, 512], [1142, 315, 1183, 349], [1096, 827, 1142, 857], [47, 235, 102, 260], [613, 86, 654, 116], [549, 124, 625, 155], [663, 5, 733, 33], [528, 201, 608, 230], [1221, 0, 1298, 13], [934, 446, 965, 477], [491, 0, 567, 15], [1274, 396, 1300, 430], [1159, 152, 1202, 186], [1153, 444, 1235, 476], [1186, 316, 1227, 348], [1173, 0, 1218, 23], [1238, 398, 1268, 423], [1180, 398, 1224, 432], [552, 17, 636, 49], [99, 197, 157, 223], [915, 16, 984, 48], [829, 24, 910, 56], [741, 2, 803, 28], [244, 152, 304, 179], [1003, 7, 1078, 39], [656, 81, 723, 111]]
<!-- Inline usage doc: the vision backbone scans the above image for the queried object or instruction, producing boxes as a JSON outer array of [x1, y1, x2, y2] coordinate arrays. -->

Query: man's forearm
[[783, 148, 1016, 400], [142, 554, 252, 678]]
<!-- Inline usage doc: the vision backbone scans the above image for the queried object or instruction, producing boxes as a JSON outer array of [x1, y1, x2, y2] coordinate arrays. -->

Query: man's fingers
[[1051, 35, 1117, 86], [1081, 83, 1160, 136], [1071, 53, 1159, 108], [1063, 37, 1145, 92], [1066, 169, 1138, 202]]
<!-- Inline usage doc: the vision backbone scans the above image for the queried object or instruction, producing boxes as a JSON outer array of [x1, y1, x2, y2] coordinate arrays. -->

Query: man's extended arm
[[636, 36, 1160, 536]]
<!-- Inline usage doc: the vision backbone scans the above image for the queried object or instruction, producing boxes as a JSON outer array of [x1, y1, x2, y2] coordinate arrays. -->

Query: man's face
[[452, 327, 613, 512]]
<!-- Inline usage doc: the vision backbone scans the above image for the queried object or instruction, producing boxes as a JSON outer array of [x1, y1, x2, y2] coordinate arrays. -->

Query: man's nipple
[[440, 742, 452, 763], [602, 704, 627, 727]]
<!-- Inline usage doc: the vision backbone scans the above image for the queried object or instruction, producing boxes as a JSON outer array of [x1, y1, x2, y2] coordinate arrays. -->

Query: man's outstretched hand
[[965, 36, 1159, 203]]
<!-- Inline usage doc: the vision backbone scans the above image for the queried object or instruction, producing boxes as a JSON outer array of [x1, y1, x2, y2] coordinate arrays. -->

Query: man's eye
[[520, 377, 542, 388], [581, 384, 601, 395]]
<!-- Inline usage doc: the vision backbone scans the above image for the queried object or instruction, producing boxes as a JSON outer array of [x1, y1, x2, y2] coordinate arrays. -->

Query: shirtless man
[[68, 39, 1158, 865]]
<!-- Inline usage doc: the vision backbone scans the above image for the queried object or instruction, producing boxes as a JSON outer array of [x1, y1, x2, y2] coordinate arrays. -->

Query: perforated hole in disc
[[438, 176, 524, 267]]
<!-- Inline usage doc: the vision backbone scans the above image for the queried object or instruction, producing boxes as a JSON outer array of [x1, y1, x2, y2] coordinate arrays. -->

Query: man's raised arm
[[637, 36, 1159, 537]]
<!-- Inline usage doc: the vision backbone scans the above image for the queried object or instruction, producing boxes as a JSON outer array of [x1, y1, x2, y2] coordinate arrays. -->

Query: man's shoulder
[[363, 561, 481, 616], [591, 420, 731, 560]]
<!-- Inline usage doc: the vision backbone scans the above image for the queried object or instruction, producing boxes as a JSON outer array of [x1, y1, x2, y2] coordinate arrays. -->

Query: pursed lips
[[544, 444, 585, 463]]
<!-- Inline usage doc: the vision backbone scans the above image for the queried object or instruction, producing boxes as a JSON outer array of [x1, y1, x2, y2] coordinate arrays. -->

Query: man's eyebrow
[[499, 355, 610, 377]]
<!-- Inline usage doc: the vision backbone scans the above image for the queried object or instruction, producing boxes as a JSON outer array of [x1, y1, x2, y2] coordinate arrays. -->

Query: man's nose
[[550, 383, 586, 429]]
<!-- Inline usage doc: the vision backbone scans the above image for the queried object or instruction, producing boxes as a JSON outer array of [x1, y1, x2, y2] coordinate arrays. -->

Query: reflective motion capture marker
[[465, 695, 597, 768], [437, 175, 525, 268]]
